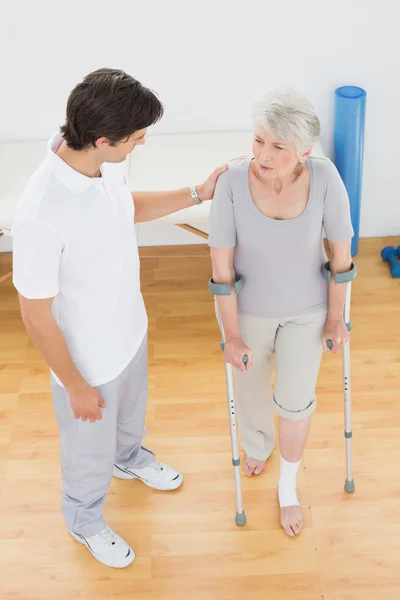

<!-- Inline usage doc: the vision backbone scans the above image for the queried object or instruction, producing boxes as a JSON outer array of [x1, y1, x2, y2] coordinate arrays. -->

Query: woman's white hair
[[252, 87, 320, 155]]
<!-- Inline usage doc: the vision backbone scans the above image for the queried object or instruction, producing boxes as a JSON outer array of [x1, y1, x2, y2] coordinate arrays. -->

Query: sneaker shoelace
[[97, 527, 119, 548], [150, 460, 164, 473]]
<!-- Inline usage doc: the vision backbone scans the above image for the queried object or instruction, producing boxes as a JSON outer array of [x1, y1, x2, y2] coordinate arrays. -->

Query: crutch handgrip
[[325, 320, 352, 349], [220, 344, 249, 365]]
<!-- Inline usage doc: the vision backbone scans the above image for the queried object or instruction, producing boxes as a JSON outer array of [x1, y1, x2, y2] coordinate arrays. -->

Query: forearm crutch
[[208, 276, 247, 526], [322, 260, 357, 494]]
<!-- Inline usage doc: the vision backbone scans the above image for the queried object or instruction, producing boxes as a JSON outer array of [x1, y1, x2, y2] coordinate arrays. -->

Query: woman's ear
[[301, 149, 312, 161]]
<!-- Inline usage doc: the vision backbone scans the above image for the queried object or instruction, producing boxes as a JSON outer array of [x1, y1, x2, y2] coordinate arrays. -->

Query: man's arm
[[19, 295, 85, 390], [133, 187, 201, 223], [132, 164, 228, 223], [19, 295, 106, 422]]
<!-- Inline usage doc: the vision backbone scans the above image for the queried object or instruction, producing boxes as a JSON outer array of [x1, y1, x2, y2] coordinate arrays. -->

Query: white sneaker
[[113, 459, 183, 491], [69, 525, 135, 568]]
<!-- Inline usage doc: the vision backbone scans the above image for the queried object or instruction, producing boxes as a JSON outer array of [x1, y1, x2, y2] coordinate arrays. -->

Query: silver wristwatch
[[190, 184, 202, 205]]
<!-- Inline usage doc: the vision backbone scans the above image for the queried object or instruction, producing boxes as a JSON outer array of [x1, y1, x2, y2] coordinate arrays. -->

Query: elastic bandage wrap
[[278, 455, 301, 508]]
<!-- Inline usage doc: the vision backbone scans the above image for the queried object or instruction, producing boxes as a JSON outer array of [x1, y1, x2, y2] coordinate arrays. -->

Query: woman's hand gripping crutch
[[208, 275, 250, 525], [321, 260, 357, 494]]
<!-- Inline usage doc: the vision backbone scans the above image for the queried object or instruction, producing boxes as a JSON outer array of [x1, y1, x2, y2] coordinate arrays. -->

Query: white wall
[[0, 0, 399, 238]]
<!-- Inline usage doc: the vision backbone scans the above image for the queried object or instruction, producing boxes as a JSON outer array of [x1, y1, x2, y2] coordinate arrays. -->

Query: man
[[12, 68, 226, 568]]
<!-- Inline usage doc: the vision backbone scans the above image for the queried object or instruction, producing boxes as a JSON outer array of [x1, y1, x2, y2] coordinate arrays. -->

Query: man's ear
[[94, 137, 108, 149]]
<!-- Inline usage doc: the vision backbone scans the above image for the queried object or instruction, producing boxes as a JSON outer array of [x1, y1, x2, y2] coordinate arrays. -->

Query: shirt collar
[[46, 132, 108, 194]]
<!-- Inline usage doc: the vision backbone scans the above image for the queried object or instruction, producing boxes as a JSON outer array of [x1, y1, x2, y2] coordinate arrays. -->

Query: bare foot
[[280, 505, 303, 537], [244, 456, 266, 477]]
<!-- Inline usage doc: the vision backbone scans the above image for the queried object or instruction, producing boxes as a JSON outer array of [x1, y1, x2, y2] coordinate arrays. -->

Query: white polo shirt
[[12, 132, 148, 387]]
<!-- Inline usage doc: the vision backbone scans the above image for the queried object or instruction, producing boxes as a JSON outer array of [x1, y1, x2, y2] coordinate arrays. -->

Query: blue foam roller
[[333, 86, 367, 256]]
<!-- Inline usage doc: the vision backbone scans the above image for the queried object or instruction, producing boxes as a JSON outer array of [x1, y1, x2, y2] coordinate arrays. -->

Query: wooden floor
[[1, 237, 400, 599]]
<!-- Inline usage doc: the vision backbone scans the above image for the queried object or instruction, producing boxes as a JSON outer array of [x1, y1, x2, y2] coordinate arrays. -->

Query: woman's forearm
[[327, 281, 347, 321], [211, 256, 242, 339], [210, 248, 243, 340], [216, 293, 241, 341], [327, 253, 352, 321]]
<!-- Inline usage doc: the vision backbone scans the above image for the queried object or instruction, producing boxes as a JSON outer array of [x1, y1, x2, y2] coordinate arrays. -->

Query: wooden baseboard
[[0, 250, 12, 283], [176, 224, 209, 240], [0, 271, 12, 283], [139, 244, 209, 258]]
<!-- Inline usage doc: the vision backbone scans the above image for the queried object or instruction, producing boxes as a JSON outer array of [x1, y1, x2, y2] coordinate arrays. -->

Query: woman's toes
[[244, 456, 266, 476], [280, 506, 303, 537], [284, 522, 295, 537]]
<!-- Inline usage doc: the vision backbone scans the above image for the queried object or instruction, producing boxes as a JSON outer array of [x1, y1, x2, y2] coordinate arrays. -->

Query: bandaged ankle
[[278, 455, 301, 508]]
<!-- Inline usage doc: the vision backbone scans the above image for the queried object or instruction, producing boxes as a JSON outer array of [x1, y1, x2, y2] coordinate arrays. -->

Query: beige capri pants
[[234, 309, 328, 461]]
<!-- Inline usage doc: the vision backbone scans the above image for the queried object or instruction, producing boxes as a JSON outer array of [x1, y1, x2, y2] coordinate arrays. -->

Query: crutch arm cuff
[[321, 261, 357, 284], [208, 275, 244, 296]]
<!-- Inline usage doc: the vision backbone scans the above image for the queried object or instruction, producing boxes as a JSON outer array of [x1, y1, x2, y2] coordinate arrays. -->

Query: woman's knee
[[272, 393, 317, 421]]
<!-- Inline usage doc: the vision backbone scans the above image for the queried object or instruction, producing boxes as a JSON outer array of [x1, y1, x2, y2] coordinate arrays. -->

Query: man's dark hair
[[60, 68, 164, 150]]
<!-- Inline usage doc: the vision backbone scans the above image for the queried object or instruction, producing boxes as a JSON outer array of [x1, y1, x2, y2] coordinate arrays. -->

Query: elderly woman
[[208, 88, 354, 537]]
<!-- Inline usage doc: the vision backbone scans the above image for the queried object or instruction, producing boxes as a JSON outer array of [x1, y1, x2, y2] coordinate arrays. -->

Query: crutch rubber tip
[[344, 479, 355, 494], [235, 511, 246, 526]]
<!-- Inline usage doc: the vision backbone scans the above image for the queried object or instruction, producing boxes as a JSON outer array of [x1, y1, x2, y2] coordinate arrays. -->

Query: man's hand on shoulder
[[198, 155, 247, 201], [197, 164, 228, 201]]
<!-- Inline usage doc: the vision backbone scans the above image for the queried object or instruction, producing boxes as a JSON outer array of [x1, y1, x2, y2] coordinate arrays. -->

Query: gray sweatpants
[[51, 336, 154, 537]]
